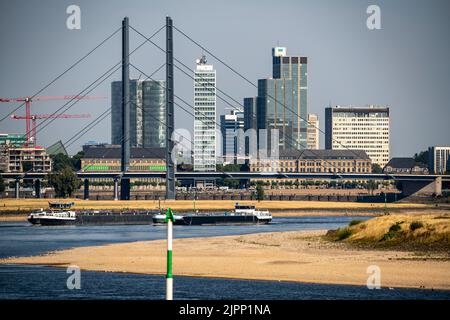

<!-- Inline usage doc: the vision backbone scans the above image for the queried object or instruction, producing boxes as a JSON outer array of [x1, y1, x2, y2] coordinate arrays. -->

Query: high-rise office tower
[[111, 80, 166, 148], [142, 80, 166, 148], [111, 80, 142, 147], [220, 108, 244, 164], [193, 56, 216, 172], [325, 105, 390, 167], [307, 113, 319, 149], [428, 146, 450, 174], [244, 47, 308, 152]]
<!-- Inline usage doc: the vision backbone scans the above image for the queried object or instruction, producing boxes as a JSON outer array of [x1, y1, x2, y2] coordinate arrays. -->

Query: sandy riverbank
[[2, 228, 449, 290]]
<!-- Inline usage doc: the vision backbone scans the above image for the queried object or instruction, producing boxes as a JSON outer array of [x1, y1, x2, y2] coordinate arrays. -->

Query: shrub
[[389, 222, 402, 232], [380, 221, 403, 241], [336, 228, 352, 240], [410, 221, 424, 231], [349, 219, 363, 226]]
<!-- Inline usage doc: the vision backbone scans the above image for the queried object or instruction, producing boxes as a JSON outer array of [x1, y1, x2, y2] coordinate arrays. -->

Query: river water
[[0, 216, 449, 300]]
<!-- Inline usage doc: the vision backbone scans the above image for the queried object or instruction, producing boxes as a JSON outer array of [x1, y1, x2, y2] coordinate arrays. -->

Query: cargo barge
[[28, 202, 157, 226], [153, 204, 272, 226]]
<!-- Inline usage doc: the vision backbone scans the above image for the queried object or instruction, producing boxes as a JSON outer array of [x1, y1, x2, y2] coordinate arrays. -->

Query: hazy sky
[[0, 0, 449, 156]]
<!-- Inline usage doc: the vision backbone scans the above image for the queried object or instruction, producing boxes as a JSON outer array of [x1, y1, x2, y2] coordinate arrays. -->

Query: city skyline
[[0, 0, 449, 157]]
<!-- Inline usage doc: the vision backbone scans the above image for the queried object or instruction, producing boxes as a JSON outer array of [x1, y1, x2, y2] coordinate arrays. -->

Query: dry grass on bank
[[326, 213, 450, 250]]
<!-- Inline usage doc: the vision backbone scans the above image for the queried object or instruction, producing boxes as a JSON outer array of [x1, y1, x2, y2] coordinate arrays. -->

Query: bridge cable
[[0, 27, 122, 123]]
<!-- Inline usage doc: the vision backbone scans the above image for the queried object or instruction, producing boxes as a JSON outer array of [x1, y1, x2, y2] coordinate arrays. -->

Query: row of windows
[[194, 82, 216, 87], [251, 167, 370, 173], [82, 160, 164, 164], [252, 161, 371, 168], [195, 102, 216, 106], [334, 136, 389, 139], [194, 92, 215, 96]]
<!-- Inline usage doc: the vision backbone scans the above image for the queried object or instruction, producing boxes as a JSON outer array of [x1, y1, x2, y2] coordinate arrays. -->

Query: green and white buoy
[[165, 208, 174, 300]]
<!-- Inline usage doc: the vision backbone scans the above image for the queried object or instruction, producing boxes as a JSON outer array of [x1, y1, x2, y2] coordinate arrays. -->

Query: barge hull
[[76, 214, 154, 225], [178, 215, 271, 226]]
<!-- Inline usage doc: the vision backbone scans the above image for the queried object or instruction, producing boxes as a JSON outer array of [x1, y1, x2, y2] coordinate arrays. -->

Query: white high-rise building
[[325, 105, 390, 167], [307, 113, 319, 149], [193, 56, 216, 172]]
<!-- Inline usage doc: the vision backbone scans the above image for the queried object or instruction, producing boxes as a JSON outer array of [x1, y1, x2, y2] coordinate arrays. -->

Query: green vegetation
[[349, 219, 363, 226], [217, 178, 240, 189], [366, 180, 378, 195], [414, 150, 429, 166], [51, 153, 75, 171], [371, 163, 383, 174], [216, 163, 249, 172], [48, 166, 81, 197], [71, 151, 85, 170], [380, 221, 404, 241], [0, 173, 5, 193], [256, 183, 265, 201], [51, 151, 85, 172], [410, 221, 424, 231], [336, 227, 352, 240]]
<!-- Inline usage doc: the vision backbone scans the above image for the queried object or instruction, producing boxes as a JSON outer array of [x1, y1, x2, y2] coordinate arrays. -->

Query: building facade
[[244, 47, 308, 152], [307, 113, 319, 149], [250, 149, 371, 174], [193, 56, 216, 172], [383, 157, 428, 174], [80, 144, 165, 172], [325, 105, 390, 167], [220, 109, 244, 164], [428, 146, 450, 174], [0, 146, 52, 173], [111, 80, 166, 148]]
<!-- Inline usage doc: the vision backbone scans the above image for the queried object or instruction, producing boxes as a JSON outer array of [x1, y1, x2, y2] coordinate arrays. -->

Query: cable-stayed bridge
[[0, 17, 447, 200]]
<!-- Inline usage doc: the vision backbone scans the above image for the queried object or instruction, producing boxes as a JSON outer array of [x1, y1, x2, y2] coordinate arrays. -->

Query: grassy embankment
[[326, 213, 450, 251]]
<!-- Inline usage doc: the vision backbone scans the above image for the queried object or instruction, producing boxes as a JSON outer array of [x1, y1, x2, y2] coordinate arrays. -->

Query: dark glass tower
[[244, 47, 308, 152], [111, 80, 166, 148]]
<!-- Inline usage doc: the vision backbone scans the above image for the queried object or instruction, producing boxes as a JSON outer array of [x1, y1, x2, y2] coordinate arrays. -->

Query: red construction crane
[[10, 113, 92, 147], [0, 95, 105, 146]]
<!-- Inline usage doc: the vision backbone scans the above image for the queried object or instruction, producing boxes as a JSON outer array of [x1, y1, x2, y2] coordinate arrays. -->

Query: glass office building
[[111, 80, 165, 148], [142, 81, 166, 148], [220, 109, 244, 164], [193, 56, 216, 172], [244, 47, 308, 152]]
